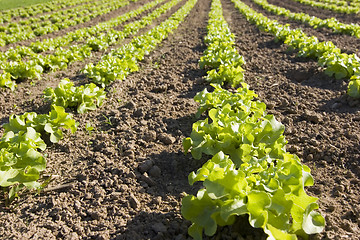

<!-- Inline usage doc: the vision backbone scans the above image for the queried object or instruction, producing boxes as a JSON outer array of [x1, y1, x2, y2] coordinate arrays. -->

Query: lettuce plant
[[0, 72, 16, 90], [44, 78, 106, 113], [3, 105, 77, 143], [182, 152, 325, 240], [348, 76, 360, 98], [0, 127, 46, 191]]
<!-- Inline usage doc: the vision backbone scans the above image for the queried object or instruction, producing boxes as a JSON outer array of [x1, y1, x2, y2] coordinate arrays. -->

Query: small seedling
[[102, 114, 113, 126], [85, 122, 95, 135]]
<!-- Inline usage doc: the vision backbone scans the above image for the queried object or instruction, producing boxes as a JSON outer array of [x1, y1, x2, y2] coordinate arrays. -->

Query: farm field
[[0, 0, 359, 239], [0, 0, 54, 11]]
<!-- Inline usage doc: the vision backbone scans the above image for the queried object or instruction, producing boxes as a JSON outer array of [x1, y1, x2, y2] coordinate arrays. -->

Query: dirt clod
[[149, 165, 162, 178], [138, 159, 154, 173], [152, 222, 168, 233], [158, 132, 176, 144], [129, 193, 140, 210]]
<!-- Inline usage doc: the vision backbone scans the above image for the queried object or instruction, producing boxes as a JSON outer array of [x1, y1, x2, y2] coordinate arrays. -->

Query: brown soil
[[0, 0, 359, 239]]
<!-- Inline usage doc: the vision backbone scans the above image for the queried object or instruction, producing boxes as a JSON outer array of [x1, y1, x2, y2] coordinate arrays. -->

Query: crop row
[[1, 0, 198, 202], [254, 0, 360, 38], [180, 0, 325, 239], [83, 0, 198, 86], [0, 0, 129, 46], [1, 0, 117, 33], [198, 0, 245, 87], [0, 0, 95, 23], [231, 0, 360, 98], [291, 0, 359, 14], [0, 0, 174, 90], [315, 0, 360, 8], [0, 0, 155, 63]]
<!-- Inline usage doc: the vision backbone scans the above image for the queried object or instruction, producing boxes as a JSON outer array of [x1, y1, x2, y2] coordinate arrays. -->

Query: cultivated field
[[0, 0, 359, 239]]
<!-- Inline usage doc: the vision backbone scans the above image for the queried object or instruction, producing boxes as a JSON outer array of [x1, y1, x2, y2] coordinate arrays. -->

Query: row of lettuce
[[2, 0, 359, 100], [180, 0, 325, 239], [254, 0, 360, 38], [0, 0, 130, 46], [254, 0, 360, 98], [0, 0, 198, 202], [1, 0, 95, 26], [232, 0, 360, 98], [0, 0, 144, 58], [292, 0, 360, 14], [0, 0, 175, 90], [1, 0, 118, 33], [314, 0, 360, 8], [0, 0, 94, 23]]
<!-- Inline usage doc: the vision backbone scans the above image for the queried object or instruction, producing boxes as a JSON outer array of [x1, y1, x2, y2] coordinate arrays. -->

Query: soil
[[0, 0, 359, 239]]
